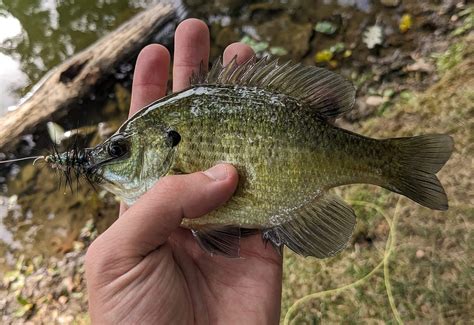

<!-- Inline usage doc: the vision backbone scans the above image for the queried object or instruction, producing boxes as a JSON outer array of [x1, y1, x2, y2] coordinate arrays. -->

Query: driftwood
[[0, 3, 177, 151]]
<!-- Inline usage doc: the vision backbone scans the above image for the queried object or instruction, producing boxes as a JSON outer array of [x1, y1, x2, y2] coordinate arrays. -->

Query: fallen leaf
[[399, 14, 413, 33], [363, 25, 383, 49], [314, 21, 337, 35], [269, 46, 288, 56], [314, 49, 333, 63]]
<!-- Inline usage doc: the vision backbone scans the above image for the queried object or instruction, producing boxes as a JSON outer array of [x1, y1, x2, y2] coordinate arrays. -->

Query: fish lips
[[83, 145, 131, 184], [77, 147, 109, 182]]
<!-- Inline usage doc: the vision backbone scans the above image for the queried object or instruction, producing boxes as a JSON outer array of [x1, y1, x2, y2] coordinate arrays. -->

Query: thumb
[[86, 164, 238, 268]]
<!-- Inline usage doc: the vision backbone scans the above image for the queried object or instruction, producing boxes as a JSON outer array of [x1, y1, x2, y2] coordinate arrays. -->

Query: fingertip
[[131, 44, 170, 115], [223, 43, 255, 65], [221, 163, 239, 193], [137, 44, 170, 64], [134, 44, 171, 87], [202, 163, 239, 196], [173, 18, 210, 92], [175, 18, 209, 39]]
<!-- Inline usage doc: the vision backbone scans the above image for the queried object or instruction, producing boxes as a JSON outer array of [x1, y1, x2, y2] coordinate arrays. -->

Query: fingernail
[[203, 164, 228, 181]]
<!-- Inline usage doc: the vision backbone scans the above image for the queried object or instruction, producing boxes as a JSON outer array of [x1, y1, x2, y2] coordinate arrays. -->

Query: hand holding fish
[[85, 19, 283, 324]]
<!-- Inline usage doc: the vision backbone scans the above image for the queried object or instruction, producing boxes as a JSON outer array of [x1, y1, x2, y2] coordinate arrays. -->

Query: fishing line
[[0, 156, 45, 164]]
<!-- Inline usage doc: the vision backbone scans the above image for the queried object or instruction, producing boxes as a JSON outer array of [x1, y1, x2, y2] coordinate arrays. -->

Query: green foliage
[[451, 6, 474, 36], [240, 35, 288, 56], [432, 42, 466, 74]]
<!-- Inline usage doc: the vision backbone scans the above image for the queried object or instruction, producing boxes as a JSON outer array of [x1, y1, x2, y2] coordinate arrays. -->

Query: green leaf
[[314, 21, 337, 35], [269, 46, 288, 56], [17, 295, 29, 306], [239, 35, 268, 53], [329, 42, 345, 54]]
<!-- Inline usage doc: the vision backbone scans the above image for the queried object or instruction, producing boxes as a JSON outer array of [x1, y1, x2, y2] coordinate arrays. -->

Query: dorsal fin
[[190, 56, 356, 119]]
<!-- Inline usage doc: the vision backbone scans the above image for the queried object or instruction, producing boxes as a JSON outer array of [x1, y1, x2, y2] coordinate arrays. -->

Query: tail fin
[[382, 134, 454, 210]]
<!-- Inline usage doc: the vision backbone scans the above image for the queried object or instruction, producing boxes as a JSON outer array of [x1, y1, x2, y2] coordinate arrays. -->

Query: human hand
[[85, 19, 282, 324]]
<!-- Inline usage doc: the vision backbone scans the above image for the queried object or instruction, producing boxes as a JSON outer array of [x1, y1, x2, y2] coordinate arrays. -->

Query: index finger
[[173, 19, 210, 92], [120, 44, 170, 215]]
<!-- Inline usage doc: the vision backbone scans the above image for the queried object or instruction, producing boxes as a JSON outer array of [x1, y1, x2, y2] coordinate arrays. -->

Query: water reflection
[[0, 12, 27, 114], [0, 12, 22, 42], [0, 53, 28, 115], [0, 0, 155, 114]]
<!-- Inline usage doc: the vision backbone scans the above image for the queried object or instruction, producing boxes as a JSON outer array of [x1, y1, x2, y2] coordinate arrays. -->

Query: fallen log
[[0, 2, 178, 151]]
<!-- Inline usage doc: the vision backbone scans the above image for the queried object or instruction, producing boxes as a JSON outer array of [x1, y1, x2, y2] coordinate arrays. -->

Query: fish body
[[48, 57, 453, 258], [118, 85, 382, 226]]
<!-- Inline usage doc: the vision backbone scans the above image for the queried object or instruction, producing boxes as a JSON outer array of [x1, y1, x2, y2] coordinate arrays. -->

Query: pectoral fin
[[191, 226, 258, 258], [263, 192, 356, 258]]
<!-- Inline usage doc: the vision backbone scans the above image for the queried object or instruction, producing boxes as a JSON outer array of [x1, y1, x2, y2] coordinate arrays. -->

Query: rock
[[366, 96, 385, 106], [416, 249, 425, 258], [342, 97, 377, 122], [57, 314, 74, 324], [58, 295, 68, 305]]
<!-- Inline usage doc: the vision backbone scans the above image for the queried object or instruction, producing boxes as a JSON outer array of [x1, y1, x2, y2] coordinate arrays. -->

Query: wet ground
[[0, 0, 472, 322]]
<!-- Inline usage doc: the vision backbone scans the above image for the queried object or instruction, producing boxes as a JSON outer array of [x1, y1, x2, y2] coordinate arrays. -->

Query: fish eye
[[107, 137, 129, 158], [167, 130, 181, 147]]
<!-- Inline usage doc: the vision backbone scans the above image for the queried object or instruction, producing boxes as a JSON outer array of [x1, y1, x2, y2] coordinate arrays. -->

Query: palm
[[115, 230, 282, 323], [151, 230, 282, 323]]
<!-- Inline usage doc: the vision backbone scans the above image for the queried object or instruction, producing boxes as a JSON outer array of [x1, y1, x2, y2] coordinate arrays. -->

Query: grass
[[281, 35, 473, 323]]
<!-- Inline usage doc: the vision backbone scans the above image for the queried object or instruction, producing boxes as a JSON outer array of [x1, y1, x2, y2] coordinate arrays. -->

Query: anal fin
[[191, 226, 258, 258], [263, 193, 356, 258]]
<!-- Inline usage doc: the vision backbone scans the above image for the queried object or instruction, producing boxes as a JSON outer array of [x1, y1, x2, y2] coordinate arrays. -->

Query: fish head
[[84, 123, 180, 204], [45, 111, 182, 204]]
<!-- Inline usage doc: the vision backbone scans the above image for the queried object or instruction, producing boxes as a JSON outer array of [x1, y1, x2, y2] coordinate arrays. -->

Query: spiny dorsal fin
[[262, 192, 356, 258], [190, 56, 356, 119]]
